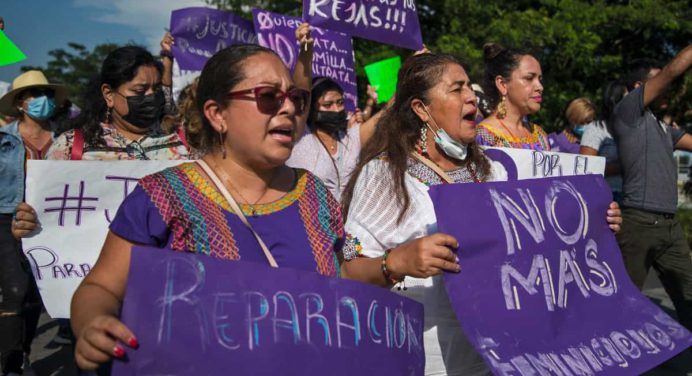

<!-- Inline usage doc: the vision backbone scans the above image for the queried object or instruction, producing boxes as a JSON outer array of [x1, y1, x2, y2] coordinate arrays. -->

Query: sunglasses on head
[[227, 86, 310, 116]]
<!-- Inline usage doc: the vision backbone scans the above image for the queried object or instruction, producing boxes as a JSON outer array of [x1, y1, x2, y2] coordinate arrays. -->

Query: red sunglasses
[[227, 86, 310, 116]]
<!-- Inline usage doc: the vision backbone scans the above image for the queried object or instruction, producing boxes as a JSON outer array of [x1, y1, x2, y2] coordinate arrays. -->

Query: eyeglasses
[[227, 86, 310, 116]]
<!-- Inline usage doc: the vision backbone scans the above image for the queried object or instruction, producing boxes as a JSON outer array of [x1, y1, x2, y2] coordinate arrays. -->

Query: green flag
[[0, 30, 27, 66], [364, 56, 401, 104]]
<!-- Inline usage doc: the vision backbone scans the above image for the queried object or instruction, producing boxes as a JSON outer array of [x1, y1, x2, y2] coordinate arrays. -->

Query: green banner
[[0, 30, 26, 66], [364, 56, 401, 104]]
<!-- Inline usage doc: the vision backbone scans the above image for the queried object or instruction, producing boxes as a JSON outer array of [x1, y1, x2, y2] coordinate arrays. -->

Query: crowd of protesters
[[1, 13, 691, 376]]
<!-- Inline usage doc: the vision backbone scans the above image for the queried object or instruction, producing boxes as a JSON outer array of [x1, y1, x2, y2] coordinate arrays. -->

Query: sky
[[0, 0, 210, 83]]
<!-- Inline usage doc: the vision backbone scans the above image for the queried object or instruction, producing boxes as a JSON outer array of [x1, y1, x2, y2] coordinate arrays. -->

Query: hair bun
[[483, 43, 504, 61]]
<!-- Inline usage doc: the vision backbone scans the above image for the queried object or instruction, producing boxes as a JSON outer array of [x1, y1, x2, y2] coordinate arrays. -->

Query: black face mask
[[121, 91, 165, 129], [314, 110, 348, 133]]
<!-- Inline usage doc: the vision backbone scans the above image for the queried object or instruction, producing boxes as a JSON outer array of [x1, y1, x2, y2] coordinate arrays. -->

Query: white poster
[[24, 160, 184, 318], [22, 149, 603, 318], [484, 147, 605, 180]]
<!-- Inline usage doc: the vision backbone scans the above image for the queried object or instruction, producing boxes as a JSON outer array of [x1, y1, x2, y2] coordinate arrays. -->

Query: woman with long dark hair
[[340, 53, 623, 375], [70, 44, 346, 371], [45, 45, 189, 160]]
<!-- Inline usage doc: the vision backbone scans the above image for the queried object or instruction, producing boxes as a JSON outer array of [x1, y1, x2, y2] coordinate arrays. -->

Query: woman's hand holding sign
[[387, 233, 461, 280]]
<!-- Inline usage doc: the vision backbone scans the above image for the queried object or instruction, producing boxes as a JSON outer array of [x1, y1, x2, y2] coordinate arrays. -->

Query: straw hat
[[0, 70, 67, 116]]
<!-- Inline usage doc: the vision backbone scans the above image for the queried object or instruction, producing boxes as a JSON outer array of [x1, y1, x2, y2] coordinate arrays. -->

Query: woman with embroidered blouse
[[475, 43, 551, 151], [70, 44, 345, 371], [45, 46, 189, 161], [339, 53, 623, 376]]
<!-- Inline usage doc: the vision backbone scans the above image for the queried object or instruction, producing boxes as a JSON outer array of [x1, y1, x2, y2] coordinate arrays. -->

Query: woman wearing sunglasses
[[70, 44, 346, 371]]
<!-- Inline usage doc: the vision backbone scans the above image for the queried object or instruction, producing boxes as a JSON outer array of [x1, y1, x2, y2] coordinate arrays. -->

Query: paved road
[[10, 272, 692, 375]]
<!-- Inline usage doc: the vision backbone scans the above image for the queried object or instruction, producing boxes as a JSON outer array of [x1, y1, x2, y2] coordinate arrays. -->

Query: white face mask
[[423, 106, 468, 161]]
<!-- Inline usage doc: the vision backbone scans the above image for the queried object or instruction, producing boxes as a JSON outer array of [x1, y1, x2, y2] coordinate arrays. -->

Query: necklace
[[497, 118, 529, 139], [210, 161, 279, 216]]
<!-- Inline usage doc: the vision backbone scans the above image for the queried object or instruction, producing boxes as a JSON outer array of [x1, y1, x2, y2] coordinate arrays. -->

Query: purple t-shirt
[[110, 164, 343, 276]]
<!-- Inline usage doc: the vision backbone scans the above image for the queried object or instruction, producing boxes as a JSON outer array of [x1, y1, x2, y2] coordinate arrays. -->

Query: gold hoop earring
[[497, 96, 507, 119]]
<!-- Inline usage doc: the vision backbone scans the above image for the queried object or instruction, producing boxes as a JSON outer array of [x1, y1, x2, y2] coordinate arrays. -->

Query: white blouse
[[345, 157, 505, 376]]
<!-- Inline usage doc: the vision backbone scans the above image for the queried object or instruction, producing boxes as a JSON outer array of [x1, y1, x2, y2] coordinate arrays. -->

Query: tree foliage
[[208, 0, 691, 130], [27, 1, 691, 129], [21, 42, 119, 107]]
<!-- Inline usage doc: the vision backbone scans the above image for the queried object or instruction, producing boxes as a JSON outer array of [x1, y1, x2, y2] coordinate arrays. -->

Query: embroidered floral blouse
[[45, 122, 189, 160], [476, 122, 551, 151]]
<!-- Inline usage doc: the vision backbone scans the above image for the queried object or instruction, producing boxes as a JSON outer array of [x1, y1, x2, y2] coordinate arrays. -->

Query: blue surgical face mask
[[573, 125, 585, 137], [424, 106, 468, 161], [25, 96, 56, 120]]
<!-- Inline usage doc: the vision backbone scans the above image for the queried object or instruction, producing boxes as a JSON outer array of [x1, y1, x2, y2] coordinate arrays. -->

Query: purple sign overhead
[[253, 9, 357, 112], [303, 0, 423, 51], [170, 7, 257, 71], [112, 247, 424, 376], [430, 175, 692, 375]]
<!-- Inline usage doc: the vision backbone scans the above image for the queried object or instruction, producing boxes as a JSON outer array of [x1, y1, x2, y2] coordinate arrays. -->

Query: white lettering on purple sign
[[308, 0, 414, 33], [491, 181, 617, 312], [154, 256, 423, 353], [477, 311, 688, 374]]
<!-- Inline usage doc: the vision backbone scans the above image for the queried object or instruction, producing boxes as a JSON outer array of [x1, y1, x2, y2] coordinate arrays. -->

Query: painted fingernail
[[455, 256, 460, 263], [128, 337, 139, 348], [113, 346, 125, 358]]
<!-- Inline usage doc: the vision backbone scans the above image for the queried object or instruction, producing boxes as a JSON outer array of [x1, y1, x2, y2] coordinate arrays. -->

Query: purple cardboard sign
[[430, 175, 692, 375], [303, 0, 423, 51], [253, 9, 357, 112], [170, 7, 257, 71], [112, 247, 424, 375]]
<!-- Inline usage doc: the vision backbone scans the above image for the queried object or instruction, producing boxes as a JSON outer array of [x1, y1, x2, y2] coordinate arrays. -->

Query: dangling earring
[[497, 95, 507, 119], [419, 125, 428, 154], [104, 107, 112, 123], [219, 120, 227, 159], [219, 131, 227, 159]]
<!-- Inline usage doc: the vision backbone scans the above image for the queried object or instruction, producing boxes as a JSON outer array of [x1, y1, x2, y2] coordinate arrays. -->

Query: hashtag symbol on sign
[[44, 181, 99, 226]]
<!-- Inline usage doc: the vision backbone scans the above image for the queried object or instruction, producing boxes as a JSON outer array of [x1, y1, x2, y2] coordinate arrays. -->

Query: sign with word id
[[430, 175, 692, 375], [112, 247, 425, 375], [253, 9, 357, 112], [23, 160, 184, 318]]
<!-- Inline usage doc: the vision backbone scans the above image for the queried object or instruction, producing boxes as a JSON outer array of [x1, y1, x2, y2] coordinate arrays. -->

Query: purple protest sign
[[170, 7, 257, 71], [253, 9, 357, 112], [304, 0, 423, 51], [430, 175, 692, 375], [112, 247, 424, 375]]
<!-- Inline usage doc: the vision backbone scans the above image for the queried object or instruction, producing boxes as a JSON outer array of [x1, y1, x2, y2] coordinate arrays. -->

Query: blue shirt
[[0, 120, 25, 213]]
